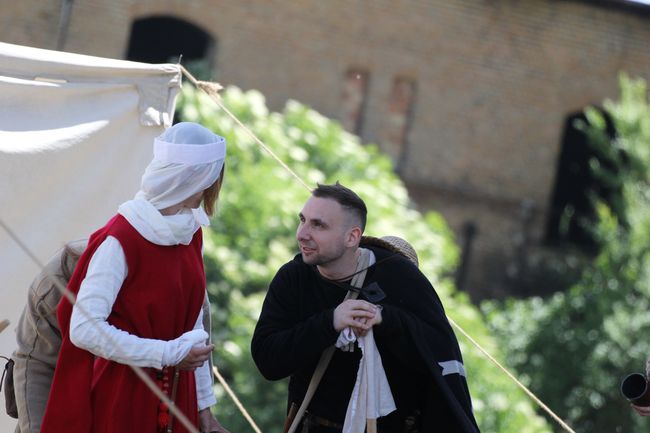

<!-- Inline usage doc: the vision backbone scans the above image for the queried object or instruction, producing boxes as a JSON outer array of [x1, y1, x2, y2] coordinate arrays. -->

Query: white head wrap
[[135, 122, 226, 210]]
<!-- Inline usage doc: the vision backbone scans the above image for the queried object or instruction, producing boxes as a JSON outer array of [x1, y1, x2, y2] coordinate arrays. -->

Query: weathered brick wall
[[2, 0, 60, 49], [3, 0, 649, 298]]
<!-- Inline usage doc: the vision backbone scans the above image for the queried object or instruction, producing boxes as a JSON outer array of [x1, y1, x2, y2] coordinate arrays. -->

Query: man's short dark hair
[[312, 182, 367, 232]]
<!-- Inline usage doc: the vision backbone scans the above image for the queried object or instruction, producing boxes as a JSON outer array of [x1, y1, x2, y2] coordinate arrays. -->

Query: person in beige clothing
[[10, 239, 217, 433], [12, 240, 85, 433]]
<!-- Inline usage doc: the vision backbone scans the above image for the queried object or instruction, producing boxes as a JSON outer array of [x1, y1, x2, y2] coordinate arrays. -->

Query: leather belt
[[304, 410, 343, 429]]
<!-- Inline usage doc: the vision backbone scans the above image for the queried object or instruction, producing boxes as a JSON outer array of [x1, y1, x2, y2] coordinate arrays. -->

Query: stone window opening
[[382, 76, 416, 172], [126, 16, 215, 80], [341, 69, 370, 136]]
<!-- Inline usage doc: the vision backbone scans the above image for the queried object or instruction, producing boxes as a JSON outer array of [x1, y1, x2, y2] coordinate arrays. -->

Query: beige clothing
[[12, 243, 80, 433]]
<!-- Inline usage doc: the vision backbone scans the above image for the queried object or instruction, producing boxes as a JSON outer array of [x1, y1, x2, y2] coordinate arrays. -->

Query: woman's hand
[[198, 408, 231, 433], [177, 344, 214, 371]]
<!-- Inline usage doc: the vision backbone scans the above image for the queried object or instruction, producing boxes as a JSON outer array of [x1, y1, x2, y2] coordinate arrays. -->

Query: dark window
[[126, 16, 215, 79]]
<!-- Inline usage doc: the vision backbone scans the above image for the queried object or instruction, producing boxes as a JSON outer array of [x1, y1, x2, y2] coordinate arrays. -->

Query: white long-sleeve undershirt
[[69, 236, 216, 410]]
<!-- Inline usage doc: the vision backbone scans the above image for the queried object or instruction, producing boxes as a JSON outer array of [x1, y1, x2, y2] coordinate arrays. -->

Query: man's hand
[[333, 299, 380, 335], [362, 304, 382, 328], [177, 344, 214, 371], [354, 305, 383, 337], [198, 408, 231, 433]]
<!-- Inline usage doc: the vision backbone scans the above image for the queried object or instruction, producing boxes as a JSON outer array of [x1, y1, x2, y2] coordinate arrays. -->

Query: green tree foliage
[[178, 85, 550, 433], [484, 75, 650, 433]]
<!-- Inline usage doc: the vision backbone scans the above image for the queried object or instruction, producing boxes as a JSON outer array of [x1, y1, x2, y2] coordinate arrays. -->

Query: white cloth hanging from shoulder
[[334, 249, 396, 433], [341, 328, 396, 433]]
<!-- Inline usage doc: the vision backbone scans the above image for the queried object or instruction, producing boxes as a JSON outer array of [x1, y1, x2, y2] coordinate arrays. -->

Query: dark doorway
[[545, 110, 619, 251]]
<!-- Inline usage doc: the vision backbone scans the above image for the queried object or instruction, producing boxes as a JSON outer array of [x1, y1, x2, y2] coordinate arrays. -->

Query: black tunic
[[251, 245, 481, 433]]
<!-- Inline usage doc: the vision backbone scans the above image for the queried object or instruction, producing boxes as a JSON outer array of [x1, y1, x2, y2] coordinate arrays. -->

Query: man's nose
[[296, 224, 310, 240]]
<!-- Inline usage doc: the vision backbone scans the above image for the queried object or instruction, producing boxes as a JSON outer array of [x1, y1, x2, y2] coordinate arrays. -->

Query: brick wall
[[3, 0, 650, 298]]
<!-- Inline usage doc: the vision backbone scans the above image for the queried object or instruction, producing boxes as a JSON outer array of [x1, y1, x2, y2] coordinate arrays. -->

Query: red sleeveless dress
[[41, 214, 205, 433]]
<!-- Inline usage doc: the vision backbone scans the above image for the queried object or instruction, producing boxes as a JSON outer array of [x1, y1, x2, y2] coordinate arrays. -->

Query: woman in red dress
[[42, 122, 230, 433]]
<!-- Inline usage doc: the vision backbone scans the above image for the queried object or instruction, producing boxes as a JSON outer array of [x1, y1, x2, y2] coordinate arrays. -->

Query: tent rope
[[180, 65, 312, 192], [447, 317, 576, 433], [212, 365, 262, 433], [180, 66, 578, 433]]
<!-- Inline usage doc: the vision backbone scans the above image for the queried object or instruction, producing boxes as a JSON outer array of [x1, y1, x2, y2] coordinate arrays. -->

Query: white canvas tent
[[0, 42, 181, 431]]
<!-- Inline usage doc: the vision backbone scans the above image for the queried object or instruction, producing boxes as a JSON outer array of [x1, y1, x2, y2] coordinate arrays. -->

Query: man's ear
[[346, 226, 362, 247]]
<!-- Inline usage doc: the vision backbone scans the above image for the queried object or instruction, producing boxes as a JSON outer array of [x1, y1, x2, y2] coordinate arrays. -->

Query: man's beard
[[301, 244, 345, 267]]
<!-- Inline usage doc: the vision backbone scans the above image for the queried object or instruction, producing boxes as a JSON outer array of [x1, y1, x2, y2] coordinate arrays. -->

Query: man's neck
[[317, 248, 361, 281]]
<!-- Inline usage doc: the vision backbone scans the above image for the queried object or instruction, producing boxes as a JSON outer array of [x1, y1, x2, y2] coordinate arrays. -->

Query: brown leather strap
[[166, 367, 181, 433], [304, 410, 344, 429], [282, 402, 299, 433]]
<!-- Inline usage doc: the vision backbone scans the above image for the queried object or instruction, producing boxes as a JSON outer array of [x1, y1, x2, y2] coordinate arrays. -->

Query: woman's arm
[[69, 237, 205, 369]]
